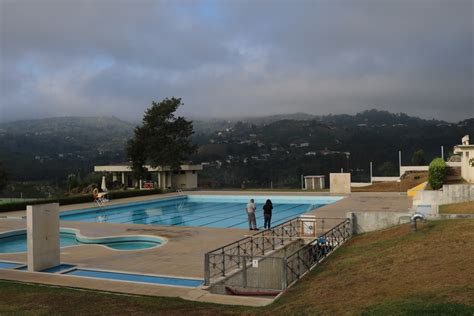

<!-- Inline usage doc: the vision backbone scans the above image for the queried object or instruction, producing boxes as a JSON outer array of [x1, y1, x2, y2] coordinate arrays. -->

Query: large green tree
[[126, 98, 197, 179]]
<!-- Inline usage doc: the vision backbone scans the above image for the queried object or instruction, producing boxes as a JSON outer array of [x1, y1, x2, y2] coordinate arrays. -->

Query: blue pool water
[[60, 195, 342, 229], [63, 269, 203, 287], [0, 261, 23, 269], [0, 231, 161, 253], [40, 264, 76, 273]]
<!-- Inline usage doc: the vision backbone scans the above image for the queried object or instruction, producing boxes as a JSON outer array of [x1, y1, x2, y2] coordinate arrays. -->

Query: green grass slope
[[0, 220, 473, 315]]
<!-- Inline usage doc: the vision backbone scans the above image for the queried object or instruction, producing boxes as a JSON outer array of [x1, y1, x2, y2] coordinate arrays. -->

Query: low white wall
[[347, 211, 412, 234], [446, 161, 462, 167], [400, 166, 429, 175], [27, 203, 60, 272], [415, 184, 474, 206], [351, 182, 372, 187], [372, 176, 399, 182], [413, 184, 474, 217]]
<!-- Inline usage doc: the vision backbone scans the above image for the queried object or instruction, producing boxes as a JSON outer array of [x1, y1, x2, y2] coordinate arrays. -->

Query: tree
[[411, 149, 425, 166], [428, 158, 446, 190], [0, 162, 7, 194], [126, 98, 197, 179], [377, 161, 398, 176]]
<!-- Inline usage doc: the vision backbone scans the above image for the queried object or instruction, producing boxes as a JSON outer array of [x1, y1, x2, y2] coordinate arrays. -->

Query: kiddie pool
[[0, 228, 165, 254]]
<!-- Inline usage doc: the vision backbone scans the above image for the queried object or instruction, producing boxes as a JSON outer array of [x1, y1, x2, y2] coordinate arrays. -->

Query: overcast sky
[[0, 0, 473, 123]]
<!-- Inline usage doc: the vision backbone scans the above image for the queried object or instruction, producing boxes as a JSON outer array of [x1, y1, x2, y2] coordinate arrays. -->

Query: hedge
[[0, 188, 162, 213], [428, 158, 446, 190]]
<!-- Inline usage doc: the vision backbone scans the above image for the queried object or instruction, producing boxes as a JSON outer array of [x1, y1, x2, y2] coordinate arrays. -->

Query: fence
[[204, 217, 302, 285], [285, 218, 352, 287], [204, 218, 352, 292]]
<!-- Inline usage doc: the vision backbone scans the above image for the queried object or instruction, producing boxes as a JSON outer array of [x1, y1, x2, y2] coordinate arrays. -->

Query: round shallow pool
[[0, 229, 163, 253]]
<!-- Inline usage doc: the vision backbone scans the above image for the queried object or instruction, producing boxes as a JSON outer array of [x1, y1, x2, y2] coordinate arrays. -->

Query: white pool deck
[[0, 191, 412, 306]]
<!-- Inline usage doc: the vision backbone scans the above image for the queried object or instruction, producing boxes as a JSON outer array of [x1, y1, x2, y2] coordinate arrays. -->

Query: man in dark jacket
[[263, 199, 273, 229]]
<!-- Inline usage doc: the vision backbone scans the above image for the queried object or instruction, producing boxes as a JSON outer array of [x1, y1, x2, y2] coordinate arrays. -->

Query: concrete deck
[[0, 191, 412, 305]]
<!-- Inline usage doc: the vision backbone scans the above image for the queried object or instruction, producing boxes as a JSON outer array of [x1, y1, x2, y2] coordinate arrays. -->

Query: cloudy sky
[[0, 0, 473, 123]]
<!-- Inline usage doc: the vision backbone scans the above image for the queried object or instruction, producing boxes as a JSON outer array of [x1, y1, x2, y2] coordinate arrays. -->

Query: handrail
[[204, 217, 353, 289], [205, 216, 300, 255]]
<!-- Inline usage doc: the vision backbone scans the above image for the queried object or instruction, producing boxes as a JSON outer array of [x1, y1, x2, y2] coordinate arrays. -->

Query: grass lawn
[[439, 201, 474, 214], [0, 220, 473, 315]]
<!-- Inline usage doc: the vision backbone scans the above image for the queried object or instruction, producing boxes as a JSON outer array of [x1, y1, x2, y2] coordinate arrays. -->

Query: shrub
[[428, 158, 446, 190], [0, 188, 162, 212]]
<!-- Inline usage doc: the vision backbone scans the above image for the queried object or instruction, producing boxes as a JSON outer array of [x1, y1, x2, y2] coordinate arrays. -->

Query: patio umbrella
[[101, 175, 107, 192]]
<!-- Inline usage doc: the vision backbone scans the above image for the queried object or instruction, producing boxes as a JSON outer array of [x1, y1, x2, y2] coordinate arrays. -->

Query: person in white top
[[246, 199, 258, 230]]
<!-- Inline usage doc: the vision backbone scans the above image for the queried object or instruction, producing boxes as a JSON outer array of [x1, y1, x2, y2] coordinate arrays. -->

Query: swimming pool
[[0, 228, 163, 253], [60, 195, 342, 229]]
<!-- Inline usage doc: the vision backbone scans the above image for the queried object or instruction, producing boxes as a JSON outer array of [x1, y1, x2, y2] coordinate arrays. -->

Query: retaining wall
[[209, 239, 305, 294], [415, 184, 474, 206], [346, 211, 412, 234]]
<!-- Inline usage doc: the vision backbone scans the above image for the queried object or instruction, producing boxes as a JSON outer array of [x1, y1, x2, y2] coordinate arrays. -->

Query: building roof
[[95, 163, 203, 172]]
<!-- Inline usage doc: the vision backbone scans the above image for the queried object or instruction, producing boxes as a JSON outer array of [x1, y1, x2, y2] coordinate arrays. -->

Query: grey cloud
[[0, 0, 472, 122]]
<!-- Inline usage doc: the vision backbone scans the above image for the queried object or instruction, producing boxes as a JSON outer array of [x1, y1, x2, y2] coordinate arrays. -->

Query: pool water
[[60, 195, 342, 229], [63, 269, 203, 287], [0, 231, 161, 253]]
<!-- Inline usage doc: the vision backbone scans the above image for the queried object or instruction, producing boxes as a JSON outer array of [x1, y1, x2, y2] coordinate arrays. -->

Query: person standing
[[246, 198, 258, 230], [263, 199, 273, 229]]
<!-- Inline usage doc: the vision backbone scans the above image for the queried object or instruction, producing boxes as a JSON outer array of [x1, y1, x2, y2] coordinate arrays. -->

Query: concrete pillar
[[330, 173, 351, 194], [121, 172, 125, 185], [346, 212, 354, 236], [27, 203, 60, 272]]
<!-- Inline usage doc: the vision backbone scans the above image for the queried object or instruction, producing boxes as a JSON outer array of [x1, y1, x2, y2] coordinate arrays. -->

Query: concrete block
[[330, 173, 351, 194], [347, 211, 412, 234], [27, 203, 60, 272]]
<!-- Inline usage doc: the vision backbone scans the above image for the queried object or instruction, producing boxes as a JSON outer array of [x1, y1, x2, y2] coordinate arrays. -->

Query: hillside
[[0, 110, 473, 191], [194, 110, 473, 187], [1, 220, 472, 315], [0, 117, 134, 181]]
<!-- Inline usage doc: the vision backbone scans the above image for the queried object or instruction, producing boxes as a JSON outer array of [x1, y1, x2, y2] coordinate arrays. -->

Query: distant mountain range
[[0, 110, 472, 187]]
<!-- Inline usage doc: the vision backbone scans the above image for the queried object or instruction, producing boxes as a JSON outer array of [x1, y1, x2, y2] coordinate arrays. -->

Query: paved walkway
[[0, 219, 246, 278]]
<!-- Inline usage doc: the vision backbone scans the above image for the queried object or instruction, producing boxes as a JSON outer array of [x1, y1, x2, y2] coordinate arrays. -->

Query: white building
[[94, 163, 203, 190], [453, 135, 474, 183]]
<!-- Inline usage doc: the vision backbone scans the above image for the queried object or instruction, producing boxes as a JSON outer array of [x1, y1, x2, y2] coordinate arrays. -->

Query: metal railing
[[204, 217, 352, 291], [204, 217, 302, 285], [285, 219, 352, 287]]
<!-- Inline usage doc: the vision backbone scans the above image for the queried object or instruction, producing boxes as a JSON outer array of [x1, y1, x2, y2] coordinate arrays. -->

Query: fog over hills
[[0, 110, 472, 192]]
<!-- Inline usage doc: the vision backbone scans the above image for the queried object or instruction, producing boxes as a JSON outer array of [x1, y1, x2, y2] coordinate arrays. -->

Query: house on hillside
[[94, 163, 203, 190], [453, 135, 474, 183]]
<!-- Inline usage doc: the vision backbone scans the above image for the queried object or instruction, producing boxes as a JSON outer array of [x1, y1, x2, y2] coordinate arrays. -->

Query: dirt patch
[[439, 201, 474, 214], [352, 171, 427, 192]]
